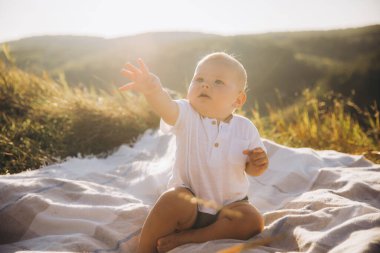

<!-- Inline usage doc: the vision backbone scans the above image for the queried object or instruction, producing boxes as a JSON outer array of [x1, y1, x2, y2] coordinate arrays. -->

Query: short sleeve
[[159, 99, 190, 135], [248, 123, 267, 154]]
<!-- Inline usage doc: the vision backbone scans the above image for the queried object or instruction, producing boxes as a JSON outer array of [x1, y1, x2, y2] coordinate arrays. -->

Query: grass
[[0, 60, 158, 174], [250, 88, 379, 163], [0, 60, 378, 175]]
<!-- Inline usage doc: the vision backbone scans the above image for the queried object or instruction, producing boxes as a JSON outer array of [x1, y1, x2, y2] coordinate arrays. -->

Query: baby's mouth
[[198, 93, 211, 99]]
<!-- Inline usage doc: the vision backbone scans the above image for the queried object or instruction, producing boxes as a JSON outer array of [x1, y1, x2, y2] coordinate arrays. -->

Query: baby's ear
[[233, 91, 247, 108]]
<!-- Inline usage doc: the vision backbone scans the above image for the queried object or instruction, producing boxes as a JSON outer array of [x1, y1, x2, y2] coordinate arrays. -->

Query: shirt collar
[[200, 114, 234, 124]]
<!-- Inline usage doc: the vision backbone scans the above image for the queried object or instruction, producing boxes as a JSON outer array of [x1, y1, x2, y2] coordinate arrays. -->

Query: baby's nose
[[201, 82, 210, 88]]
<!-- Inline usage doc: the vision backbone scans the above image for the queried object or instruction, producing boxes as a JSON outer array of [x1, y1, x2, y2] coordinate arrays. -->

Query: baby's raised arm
[[119, 58, 178, 126]]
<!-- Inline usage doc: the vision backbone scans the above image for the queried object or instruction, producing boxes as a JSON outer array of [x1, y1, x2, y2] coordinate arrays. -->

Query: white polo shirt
[[160, 99, 266, 214]]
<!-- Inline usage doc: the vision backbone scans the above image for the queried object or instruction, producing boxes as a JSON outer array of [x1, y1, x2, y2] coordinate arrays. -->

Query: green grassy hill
[[2, 25, 379, 113], [0, 61, 158, 174], [1, 26, 379, 174], [1, 59, 378, 175]]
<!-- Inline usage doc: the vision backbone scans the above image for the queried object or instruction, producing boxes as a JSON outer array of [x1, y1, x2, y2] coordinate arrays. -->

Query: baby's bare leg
[[137, 187, 197, 253], [156, 201, 264, 252]]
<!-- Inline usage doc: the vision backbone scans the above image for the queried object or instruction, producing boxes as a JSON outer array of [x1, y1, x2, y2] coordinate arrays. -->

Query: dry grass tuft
[[0, 61, 158, 174], [251, 88, 379, 163]]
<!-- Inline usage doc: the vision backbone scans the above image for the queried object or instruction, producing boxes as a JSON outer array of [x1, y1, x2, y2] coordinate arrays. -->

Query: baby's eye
[[195, 77, 204, 82], [214, 79, 224, 85]]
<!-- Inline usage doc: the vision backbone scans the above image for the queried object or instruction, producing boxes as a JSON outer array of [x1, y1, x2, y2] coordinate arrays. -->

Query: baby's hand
[[243, 147, 269, 176], [119, 58, 162, 96]]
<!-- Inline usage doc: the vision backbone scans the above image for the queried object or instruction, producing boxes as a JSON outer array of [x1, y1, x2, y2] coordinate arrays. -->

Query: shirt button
[[214, 143, 219, 148]]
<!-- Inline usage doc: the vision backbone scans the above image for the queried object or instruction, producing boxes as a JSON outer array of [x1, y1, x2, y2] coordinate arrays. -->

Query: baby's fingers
[[252, 151, 266, 161], [125, 62, 142, 75], [120, 69, 135, 80], [137, 58, 150, 75], [118, 82, 135, 92], [243, 149, 252, 155], [254, 163, 268, 171], [253, 157, 268, 166], [243, 148, 264, 156], [252, 147, 265, 153]]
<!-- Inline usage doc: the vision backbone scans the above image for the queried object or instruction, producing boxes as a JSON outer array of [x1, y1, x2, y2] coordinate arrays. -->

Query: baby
[[119, 52, 269, 253]]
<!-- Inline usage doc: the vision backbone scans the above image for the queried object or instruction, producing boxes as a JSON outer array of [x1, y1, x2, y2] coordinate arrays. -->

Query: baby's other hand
[[243, 147, 269, 176], [119, 58, 162, 96]]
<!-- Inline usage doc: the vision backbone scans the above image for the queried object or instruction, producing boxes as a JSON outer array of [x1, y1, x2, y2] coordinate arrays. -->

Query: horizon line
[[1, 23, 379, 44]]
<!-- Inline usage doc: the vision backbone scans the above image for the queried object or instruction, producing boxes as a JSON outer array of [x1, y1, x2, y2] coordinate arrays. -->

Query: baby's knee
[[154, 187, 197, 228], [157, 187, 194, 208], [238, 212, 264, 239]]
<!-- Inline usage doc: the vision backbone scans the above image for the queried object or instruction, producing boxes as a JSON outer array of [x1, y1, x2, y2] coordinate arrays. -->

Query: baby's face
[[187, 59, 246, 120]]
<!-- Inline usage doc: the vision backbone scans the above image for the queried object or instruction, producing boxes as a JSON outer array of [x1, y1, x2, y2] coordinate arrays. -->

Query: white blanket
[[0, 130, 379, 253]]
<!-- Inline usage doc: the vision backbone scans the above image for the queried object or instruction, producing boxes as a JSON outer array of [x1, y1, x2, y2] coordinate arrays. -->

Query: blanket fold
[[0, 130, 379, 253]]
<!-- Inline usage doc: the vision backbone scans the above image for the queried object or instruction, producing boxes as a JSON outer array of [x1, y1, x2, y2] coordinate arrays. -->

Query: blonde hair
[[197, 52, 247, 91]]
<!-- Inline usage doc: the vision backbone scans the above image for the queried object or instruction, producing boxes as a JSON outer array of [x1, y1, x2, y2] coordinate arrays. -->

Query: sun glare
[[0, 0, 379, 42]]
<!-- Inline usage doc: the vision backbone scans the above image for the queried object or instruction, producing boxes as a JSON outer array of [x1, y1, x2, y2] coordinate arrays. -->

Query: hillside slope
[[1, 25, 379, 112]]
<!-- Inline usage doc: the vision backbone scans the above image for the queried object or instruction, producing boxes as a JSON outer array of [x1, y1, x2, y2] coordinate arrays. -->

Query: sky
[[0, 0, 380, 43]]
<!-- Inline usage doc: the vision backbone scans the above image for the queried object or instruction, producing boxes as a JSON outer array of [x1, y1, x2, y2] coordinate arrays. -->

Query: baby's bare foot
[[156, 232, 185, 253]]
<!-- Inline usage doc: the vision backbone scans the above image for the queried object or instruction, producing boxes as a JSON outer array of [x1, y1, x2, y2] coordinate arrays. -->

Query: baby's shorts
[[184, 187, 249, 229]]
